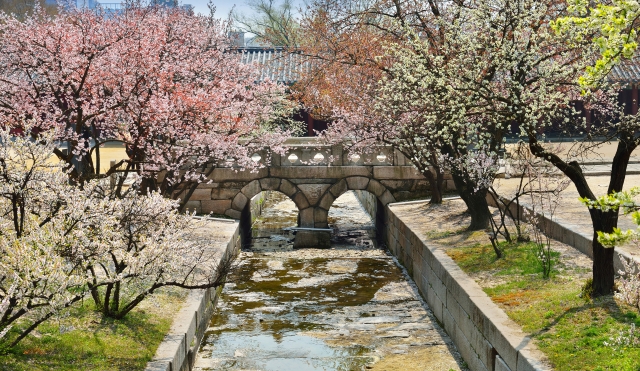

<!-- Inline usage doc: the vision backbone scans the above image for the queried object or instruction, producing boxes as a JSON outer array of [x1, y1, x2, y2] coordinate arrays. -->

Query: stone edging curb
[[145, 222, 241, 371]]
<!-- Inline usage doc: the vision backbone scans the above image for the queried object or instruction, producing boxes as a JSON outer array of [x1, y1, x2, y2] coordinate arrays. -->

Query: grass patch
[[425, 230, 457, 239], [448, 242, 640, 371], [0, 289, 185, 371], [447, 241, 559, 276]]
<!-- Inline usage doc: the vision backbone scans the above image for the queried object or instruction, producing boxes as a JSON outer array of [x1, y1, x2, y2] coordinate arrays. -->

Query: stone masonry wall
[[353, 190, 377, 220], [352, 192, 549, 371], [146, 220, 241, 371], [249, 191, 270, 223]]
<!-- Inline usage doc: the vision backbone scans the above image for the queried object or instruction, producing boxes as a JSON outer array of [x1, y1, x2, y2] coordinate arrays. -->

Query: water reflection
[[206, 333, 369, 371], [248, 192, 297, 252]]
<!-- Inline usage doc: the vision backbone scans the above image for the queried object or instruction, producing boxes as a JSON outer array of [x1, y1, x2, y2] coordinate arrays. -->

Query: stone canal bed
[[194, 192, 466, 371]]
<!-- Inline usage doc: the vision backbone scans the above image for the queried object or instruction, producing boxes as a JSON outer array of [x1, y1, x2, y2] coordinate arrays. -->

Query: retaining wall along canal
[[354, 191, 549, 371], [145, 218, 240, 371], [146, 192, 271, 371], [484, 192, 638, 272]]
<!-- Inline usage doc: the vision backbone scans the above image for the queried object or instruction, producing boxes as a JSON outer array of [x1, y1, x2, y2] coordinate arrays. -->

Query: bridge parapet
[[215, 138, 404, 168]]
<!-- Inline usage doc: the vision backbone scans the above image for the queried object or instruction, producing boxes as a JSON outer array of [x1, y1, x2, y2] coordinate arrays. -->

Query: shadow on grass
[[0, 302, 171, 371], [531, 295, 630, 339]]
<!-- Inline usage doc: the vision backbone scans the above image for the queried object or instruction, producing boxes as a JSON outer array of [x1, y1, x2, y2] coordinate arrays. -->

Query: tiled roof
[[237, 47, 640, 86], [236, 47, 310, 84], [609, 59, 640, 84]]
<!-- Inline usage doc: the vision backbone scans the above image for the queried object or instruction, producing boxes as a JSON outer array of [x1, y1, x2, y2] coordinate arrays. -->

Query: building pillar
[[585, 108, 591, 133], [306, 112, 315, 137], [632, 84, 638, 115]]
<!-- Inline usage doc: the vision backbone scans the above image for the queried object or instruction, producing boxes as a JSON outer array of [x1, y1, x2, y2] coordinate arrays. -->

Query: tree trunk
[[527, 135, 637, 297], [451, 171, 491, 230], [589, 207, 619, 296], [588, 138, 634, 296], [423, 168, 444, 204], [464, 189, 491, 230], [591, 235, 615, 296], [68, 150, 94, 184], [431, 170, 445, 204]]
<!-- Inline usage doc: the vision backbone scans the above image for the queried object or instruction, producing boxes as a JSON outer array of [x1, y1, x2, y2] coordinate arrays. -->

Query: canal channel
[[193, 191, 464, 371]]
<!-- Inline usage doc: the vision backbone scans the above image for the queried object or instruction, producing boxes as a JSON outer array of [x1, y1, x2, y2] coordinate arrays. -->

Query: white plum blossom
[[0, 122, 233, 346]]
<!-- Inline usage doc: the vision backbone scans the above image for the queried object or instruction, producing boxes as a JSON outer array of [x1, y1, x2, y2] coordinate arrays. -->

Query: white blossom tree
[[0, 122, 234, 346], [0, 123, 105, 347], [295, 0, 637, 294], [86, 190, 233, 319], [302, 0, 585, 229]]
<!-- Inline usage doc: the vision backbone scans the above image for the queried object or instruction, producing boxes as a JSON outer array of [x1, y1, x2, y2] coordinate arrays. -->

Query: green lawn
[[447, 242, 640, 371], [0, 290, 184, 371]]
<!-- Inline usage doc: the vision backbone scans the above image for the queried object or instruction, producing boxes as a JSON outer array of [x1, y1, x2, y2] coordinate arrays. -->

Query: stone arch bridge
[[184, 138, 454, 247]]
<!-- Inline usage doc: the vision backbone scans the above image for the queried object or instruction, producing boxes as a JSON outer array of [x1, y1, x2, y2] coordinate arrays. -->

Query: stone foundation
[[293, 230, 332, 249]]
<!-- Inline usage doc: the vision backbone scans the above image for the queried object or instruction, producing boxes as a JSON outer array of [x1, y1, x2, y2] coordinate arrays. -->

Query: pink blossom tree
[[0, 2, 293, 208], [291, 1, 452, 206]]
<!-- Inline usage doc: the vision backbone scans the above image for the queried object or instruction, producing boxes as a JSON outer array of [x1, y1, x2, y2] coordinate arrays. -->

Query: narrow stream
[[194, 191, 463, 371]]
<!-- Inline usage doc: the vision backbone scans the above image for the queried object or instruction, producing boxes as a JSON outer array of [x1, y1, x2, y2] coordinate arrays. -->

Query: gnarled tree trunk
[[451, 171, 491, 230], [422, 167, 445, 204], [528, 134, 637, 297]]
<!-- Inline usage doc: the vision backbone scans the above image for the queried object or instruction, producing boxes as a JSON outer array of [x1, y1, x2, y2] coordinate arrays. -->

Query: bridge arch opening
[[327, 190, 381, 247], [318, 177, 396, 211], [232, 178, 308, 248], [317, 177, 396, 244], [240, 190, 299, 250], [228, 178, 309, 217]]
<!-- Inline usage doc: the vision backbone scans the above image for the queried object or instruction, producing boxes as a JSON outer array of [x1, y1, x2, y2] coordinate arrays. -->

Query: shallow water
[[194, 192, 463, 371]]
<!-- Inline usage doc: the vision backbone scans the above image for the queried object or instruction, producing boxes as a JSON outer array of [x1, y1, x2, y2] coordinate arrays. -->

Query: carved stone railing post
[[331, 144, 343, 166]]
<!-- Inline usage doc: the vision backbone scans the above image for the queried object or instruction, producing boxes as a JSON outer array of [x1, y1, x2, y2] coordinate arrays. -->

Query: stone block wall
[[353, 190, 377, 220], [249, 191, 270, 223], [146, 220, 241, 371], [384, 208, 549, 371]]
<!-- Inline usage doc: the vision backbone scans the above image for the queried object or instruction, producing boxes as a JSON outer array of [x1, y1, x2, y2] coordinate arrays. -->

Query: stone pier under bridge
[[184, 138, 455, 248]]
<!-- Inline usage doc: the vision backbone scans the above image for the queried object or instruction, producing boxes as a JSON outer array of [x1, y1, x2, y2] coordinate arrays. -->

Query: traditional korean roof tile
[[236, 47, 310, 84], [609, 59, 640, 84], [237, 48, 640, 86]]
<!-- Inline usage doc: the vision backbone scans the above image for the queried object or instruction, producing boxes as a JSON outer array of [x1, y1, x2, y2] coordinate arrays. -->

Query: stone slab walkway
[[504, 141, 640, 163], [579, 163, 640, 175]]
